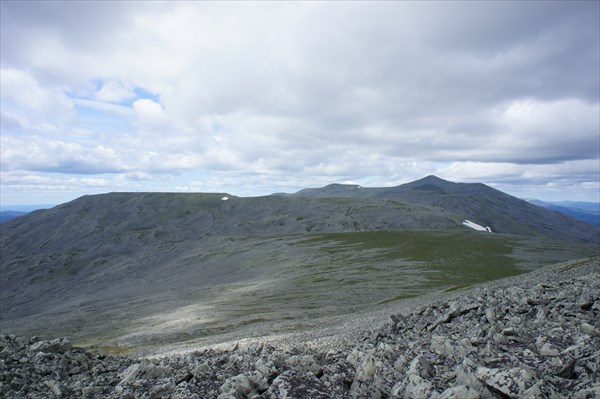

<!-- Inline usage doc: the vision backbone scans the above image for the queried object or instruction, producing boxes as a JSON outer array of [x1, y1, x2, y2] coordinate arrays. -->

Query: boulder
[[29, 338, 72, 354], [475, 367, 536, 398]]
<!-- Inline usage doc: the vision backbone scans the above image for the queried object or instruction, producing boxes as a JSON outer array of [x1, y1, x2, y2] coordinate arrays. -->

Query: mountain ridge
[[291, 176, 598, 243], [1, 176, 598, 351], [3, 176, 598, 245]]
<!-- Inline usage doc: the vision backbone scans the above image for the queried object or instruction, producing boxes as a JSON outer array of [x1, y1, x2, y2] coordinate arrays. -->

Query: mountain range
[[527, 199, 600, 227], [0, 211, 28, 223], [0, 204, 55, 223], [0, 175, 598, 353]]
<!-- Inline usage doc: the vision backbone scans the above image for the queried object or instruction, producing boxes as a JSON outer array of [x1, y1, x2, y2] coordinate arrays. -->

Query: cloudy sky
[[1, 1, 599, 205]]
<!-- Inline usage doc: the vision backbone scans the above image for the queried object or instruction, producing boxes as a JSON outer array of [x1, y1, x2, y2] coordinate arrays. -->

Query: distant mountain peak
[[418, 175, 448, 183], [405, 175, 454, 186], [397, 175, 456, 191]]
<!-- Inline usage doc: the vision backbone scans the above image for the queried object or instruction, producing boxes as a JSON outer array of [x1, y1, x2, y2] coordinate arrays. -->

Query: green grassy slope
[[1, 229, 595, 352]]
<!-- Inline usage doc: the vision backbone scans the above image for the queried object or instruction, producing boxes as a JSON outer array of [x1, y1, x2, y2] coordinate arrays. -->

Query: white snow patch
[[463, 220, 492, 233], [221, 196, 229, 201]]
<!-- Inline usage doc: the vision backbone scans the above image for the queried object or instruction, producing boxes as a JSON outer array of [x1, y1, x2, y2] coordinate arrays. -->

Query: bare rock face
[[1, 259, 599, 398]]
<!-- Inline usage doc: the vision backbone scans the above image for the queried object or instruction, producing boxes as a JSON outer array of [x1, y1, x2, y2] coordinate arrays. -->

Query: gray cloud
[[0, 1, 598, 203]]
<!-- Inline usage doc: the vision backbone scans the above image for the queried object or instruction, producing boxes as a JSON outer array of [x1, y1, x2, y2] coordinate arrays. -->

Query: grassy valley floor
[[3, 230, 595, 356]]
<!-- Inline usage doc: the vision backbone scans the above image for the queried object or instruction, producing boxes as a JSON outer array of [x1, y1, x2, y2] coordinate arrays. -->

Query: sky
[[1, 1, 599, 206]]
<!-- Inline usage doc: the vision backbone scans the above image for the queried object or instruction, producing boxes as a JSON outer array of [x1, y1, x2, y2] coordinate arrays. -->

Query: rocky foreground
[[1, 258, 599, 399]]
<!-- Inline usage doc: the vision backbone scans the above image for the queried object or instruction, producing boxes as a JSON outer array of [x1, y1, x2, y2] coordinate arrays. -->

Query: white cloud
[[441, 159, 599, 181], [77, 177, 108, 186], [0, 68, 74, 130], [133, 98, 169, 131], [437, 160, 600, 202], [0, 135, 127, 174], [493, 98, 599, 162], [116, 172, 154, 182], [1, 172, 112, 198], [94, 79, 135, 103]]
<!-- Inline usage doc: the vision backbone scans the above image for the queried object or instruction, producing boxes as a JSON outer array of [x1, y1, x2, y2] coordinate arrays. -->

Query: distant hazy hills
[[1, 176, 598, 349], [527, 199, 600, 227], [0, 204, 54, 223], [0, 211, 28, 223]]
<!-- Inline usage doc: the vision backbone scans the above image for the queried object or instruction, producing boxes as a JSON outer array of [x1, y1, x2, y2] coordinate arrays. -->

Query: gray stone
[[403, 374, 438, 399], [246, 370, 269, 392], [407, 354, 433, 379], [118, 362, 169, 384], [192, 361, 211, 377], [438, 385, 480, 399], [372, 362, 400, 396], [572, 383, 600, 399], [285, 354, 322, 377], [219, 374, 254, 399], [29, 338, 72, 354], [539, 342, 560, 357], [263, 370, 332, 399], [350, 380, 382, 399], [521, 380, 562, 399], [346, 347, 373, 368], [501, 327, 516, 336], [149, 382, 175, 399], [475, 367, 535, 398], [44, 379, 63, 398], [485, 308, 496, 323], [393, 354, 408, 372], [431, 335, 471, 361], [254, 357, 276, 379], [581, 322, 599, 336], [354, 353, 379, 383]]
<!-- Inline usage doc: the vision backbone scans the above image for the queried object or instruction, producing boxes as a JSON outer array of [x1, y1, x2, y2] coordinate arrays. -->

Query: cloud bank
[[1, 1, 598, 203]]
